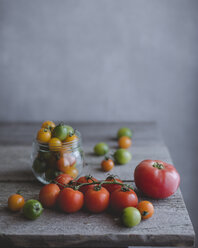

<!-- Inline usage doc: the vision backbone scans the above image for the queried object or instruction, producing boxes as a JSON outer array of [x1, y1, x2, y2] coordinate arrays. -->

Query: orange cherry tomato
[[118, 136, 132, 149], [64, 134, 78, 143], [137, 201, 154, 219], [57, 154, 76, 173], [63, 166, 78, 179], [41, 121, 56, 131], [101, 158, 114, 172], [39, 184, 60, 208], [49, 138, 62, 151], [8, 194, 25, 212], [37, 128, 51, 143]]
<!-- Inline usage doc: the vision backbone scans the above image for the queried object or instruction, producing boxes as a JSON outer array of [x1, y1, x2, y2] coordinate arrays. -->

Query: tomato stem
[[54, 179, 134, 191], [153, 162, 164, 169]]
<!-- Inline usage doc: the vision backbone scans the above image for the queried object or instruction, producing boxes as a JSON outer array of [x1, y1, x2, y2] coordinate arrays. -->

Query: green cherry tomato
[[52, 123, 68, 141], [122, 207, 141, 227], [114, 149, 132, 164], [23, 199, 43, 220], [32, 158, 47, 173], [65, 125, 74, 136], [117, 127, 132, 139], [38, 151, 51, 161], [94, 142, 109, 156], [45, 168, 62, 181]]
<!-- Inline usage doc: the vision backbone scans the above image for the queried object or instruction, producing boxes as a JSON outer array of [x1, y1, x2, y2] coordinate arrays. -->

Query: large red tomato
[[77, 175, 98, 194], [58, 188, 84, 213], [84, 186, 110, 213], [110, 187, 138, 213], [103, 176, 123, 193], [134, 160, 180, 199]]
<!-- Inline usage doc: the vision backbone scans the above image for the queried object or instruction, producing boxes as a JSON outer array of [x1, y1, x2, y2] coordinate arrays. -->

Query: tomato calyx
[[142, 211, 149, 216], [58, 122, 65, 126], [106, 174, 120, 181], [93, 185, 102, 191], [153, 162, 164, 170], [121, 185, 132, 192], [85, 175, 96, 182]]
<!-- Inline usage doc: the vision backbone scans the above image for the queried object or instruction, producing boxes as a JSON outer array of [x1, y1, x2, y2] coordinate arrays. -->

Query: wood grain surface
[[0, 122, 195, 247]]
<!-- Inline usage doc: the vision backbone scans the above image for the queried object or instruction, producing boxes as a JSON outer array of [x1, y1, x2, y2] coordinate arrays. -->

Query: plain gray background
[[0, 0, 198, 241]]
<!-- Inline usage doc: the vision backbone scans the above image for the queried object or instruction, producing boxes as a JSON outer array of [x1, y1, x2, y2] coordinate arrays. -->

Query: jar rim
[[33, 129, 81, 149]]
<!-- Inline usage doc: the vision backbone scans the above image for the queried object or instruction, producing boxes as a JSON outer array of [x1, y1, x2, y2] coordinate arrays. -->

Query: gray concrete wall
[[0, 0, 198, 237]]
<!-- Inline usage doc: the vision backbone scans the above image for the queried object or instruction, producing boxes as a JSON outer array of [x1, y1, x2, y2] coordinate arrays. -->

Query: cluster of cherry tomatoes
[[38, 174, 154, 227], [33, 121, 79, 181], [94, 127, 133, 172], [8, 159, 180, 227]]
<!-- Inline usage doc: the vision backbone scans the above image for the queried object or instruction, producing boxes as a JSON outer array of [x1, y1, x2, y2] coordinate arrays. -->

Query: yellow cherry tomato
[[41, 120, 56, 131], [37, 128, 51, 143], [8, 194, 25, 212], [118, 136, 132, 149], [49, 138, 62, 151], [65, 134, 78, 143], [63, 166, 78, 179]]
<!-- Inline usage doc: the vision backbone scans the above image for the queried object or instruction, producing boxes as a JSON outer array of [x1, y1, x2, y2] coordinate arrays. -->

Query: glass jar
[[31, 130, 84, 184]]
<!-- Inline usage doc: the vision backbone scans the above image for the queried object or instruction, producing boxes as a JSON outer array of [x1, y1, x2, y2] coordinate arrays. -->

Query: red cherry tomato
[[77, 175, 98, 194], [55, 174, 74, 190], [134, 160, 180, 199], [110, 187, 138, 213], [84, 186, 110, 213], [39, 184, 60, 208], [103, 176, 123, 193], [58, 188, 84, 213]]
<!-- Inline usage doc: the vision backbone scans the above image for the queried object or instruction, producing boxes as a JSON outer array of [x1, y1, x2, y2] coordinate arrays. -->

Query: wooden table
[[0, 122, 195, 247]]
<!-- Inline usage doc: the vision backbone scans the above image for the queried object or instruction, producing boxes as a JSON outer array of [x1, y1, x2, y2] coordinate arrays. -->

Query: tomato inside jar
[[31, 122, 84, 184]]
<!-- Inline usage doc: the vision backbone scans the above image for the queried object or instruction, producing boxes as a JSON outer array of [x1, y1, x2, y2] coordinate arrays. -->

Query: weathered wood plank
[[0, 122, 195, 247], [0, 182, 194, 247]]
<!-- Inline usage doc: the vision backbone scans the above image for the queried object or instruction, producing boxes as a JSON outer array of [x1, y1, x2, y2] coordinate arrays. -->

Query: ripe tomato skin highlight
[[58, 188, 84, 213], [110, 188, 138, 213], [134, 160, 180, 199], [84, 187, 110, 213], [137, 201, 154, 220], [39, 184, 60, 208], [8, 194, 25, 212], [118, 136, 132, 149], [77, 176, 98, 194], [103, 177, 123, 194], [101, 158, 114, 172], [55, 174, 73, 190]]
